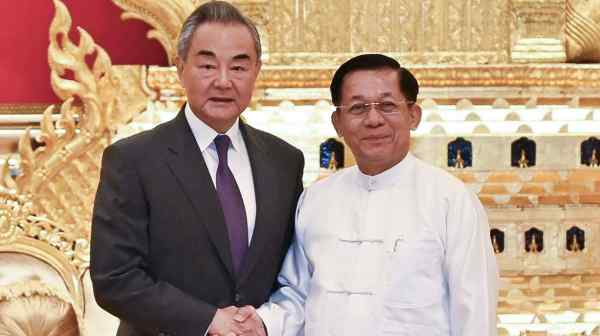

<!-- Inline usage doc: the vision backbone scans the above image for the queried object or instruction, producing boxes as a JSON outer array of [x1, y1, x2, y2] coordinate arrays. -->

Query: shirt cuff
[[257, 304, 284, 336]]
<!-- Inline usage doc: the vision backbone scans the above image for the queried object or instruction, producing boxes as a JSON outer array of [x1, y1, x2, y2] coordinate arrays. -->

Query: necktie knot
[[214, 134, 231, 164]]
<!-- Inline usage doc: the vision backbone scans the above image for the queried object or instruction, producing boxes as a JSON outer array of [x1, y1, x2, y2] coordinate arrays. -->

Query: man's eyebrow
[[232, 53, 251, 61], [195, 50, 216, 57]]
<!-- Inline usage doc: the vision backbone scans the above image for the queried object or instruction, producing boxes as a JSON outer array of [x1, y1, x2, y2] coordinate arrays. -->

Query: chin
[[206, 109, 241, 120]]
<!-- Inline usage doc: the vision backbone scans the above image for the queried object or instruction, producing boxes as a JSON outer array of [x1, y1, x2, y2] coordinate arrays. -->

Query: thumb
[[233, 305, 255, 322]]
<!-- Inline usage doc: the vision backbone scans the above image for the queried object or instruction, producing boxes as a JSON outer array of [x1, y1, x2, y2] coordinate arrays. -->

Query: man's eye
[[198, 64, 216, 70], [379, 102, 398, 112], [231, 66, 247, 72], [348, 104, 367, 114]]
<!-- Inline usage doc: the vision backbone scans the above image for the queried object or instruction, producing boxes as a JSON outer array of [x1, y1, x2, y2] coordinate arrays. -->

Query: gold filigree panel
[[110, 0, 512, 65], [267, 0, 510, 65], [109, 0, 600, 64]]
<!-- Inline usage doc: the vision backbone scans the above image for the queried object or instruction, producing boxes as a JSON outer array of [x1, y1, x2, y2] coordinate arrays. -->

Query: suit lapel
[[238, 122, 280, 285], [163, 110, 235, 280]]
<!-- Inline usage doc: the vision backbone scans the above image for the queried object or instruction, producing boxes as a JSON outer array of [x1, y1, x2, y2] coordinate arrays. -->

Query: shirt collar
[[355, 152, 415, 191], [185, 103, 243, 152]]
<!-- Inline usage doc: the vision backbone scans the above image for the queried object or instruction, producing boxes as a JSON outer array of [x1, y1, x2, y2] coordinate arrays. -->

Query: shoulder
[[301, 167, 355, 204], [104, 119, 175, 163], [415, 158, 464, 187], [412, 156, 473, 201]]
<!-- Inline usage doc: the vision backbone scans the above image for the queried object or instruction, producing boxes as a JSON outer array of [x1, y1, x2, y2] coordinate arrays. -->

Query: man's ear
[[331, 111, 343, 137], [175, 56, 184, 81], [255, 59, 262, 75], [408, 103, 422, 130]]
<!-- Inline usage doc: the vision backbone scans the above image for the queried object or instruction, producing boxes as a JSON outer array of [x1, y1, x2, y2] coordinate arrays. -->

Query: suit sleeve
[[90, 144, 217, 336]]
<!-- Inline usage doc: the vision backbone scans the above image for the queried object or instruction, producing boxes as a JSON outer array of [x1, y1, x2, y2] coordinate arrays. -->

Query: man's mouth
[[209, 97, 235, 103], [363, 135, 389, 141]]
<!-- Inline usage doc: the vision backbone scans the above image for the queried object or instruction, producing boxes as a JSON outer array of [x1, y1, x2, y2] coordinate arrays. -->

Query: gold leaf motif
[[16, 128, 35, 192], [111, 0, 197, 64], [0, 0, 129, 276]]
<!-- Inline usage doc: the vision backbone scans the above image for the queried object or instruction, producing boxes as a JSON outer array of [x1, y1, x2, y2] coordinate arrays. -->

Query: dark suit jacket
[[90, 109, 304, 336]]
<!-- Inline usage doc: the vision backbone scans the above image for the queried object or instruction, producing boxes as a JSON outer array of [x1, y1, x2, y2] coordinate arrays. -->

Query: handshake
[[207, 306, 267, 336]]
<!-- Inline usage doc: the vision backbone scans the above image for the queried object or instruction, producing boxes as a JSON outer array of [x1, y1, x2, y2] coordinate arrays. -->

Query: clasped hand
[[208, 305, 266, 336]]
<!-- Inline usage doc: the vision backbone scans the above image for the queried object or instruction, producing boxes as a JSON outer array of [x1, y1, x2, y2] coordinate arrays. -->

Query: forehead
[[340, 68, 403, 100], [189, 22, 257, 60]]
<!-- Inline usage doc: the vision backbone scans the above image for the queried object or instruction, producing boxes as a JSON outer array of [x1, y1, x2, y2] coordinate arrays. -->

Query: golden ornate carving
[[510, 0, 566, 63], [146, 64, 600, 94], [110, 0, 268, 63], [0, 237, 86, 313], [267, 0, 509, 64], [111, 0, 196, 64], [564, 0, 600, 62], [111, 0, 511, 65], [0, 278, 84, 332], [0, 0, 122, 281], [111, 65, 157, 123]]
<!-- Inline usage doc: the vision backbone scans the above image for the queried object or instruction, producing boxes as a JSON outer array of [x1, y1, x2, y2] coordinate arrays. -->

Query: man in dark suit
[[90, 2, 304, 335]]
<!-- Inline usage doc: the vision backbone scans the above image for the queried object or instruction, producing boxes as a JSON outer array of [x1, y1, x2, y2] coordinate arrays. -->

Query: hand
[[208, 306, 244, 336], [232, 306, 266, 336], [208, 305, 266, 336]]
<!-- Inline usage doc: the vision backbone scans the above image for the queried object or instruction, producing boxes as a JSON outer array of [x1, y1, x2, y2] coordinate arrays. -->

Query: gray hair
[[177, 1, 261, 61]]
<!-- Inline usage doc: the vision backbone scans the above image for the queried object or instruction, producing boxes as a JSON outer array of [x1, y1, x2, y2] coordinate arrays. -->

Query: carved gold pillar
[[510, 0, 566, 63]]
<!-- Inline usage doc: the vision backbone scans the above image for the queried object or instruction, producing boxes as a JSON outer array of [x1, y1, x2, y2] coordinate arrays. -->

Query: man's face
[[176, 22, 261, 132], [332, 68, 421, 175]]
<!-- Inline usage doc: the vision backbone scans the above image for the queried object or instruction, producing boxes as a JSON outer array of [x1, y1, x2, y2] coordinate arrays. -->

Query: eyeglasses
[[335, 100, 414, 117]]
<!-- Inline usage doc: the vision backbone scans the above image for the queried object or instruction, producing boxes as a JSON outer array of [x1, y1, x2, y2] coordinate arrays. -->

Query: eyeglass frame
[[334, 99, 415, 117]]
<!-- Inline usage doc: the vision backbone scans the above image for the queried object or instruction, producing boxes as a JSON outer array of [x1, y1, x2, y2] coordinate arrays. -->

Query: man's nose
[[363, 104, 385, 126], [215, 68, 232, 89]]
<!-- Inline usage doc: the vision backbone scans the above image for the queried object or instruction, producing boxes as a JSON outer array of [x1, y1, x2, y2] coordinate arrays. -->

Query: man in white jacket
[[234, 53, 499, 336]]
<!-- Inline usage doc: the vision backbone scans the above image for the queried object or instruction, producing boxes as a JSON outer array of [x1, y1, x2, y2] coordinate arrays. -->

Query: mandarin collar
[[355, 152, 415, 191]]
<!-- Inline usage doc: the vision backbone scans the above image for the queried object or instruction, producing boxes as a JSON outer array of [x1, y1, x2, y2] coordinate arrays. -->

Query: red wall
[[0, 0, 169, 105]]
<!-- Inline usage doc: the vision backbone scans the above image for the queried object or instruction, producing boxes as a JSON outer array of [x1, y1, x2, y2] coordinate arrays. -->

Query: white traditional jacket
[[258, 153, 499, 336]]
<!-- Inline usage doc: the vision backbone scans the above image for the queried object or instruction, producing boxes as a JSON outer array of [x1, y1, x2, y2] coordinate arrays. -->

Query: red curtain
[[0, 0, 169, 104]]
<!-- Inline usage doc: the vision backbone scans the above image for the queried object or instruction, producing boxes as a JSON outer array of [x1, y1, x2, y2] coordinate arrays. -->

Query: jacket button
[[234, 293, 242, 303]]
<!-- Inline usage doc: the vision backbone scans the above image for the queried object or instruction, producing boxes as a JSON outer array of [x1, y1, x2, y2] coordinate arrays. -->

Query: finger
[[233, 305, 255, 322], [224, 305, 240, 313]]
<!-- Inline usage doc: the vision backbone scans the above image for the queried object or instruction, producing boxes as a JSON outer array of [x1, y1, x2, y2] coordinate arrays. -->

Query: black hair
[[330, 53, 419, 106]]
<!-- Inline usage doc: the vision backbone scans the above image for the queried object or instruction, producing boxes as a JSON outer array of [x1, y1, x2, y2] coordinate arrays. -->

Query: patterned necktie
[[214, 134, 248, 275]]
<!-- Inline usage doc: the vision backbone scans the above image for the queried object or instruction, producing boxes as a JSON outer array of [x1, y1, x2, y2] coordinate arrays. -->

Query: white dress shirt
[[257, 153, 499, 336], [184, 105, 256, 243]]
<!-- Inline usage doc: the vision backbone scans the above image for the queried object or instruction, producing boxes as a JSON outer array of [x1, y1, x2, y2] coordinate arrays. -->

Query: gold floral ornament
[[111, 0, 197, 64], [564, 0, 600, 63], [0, 0, 120, 276]]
